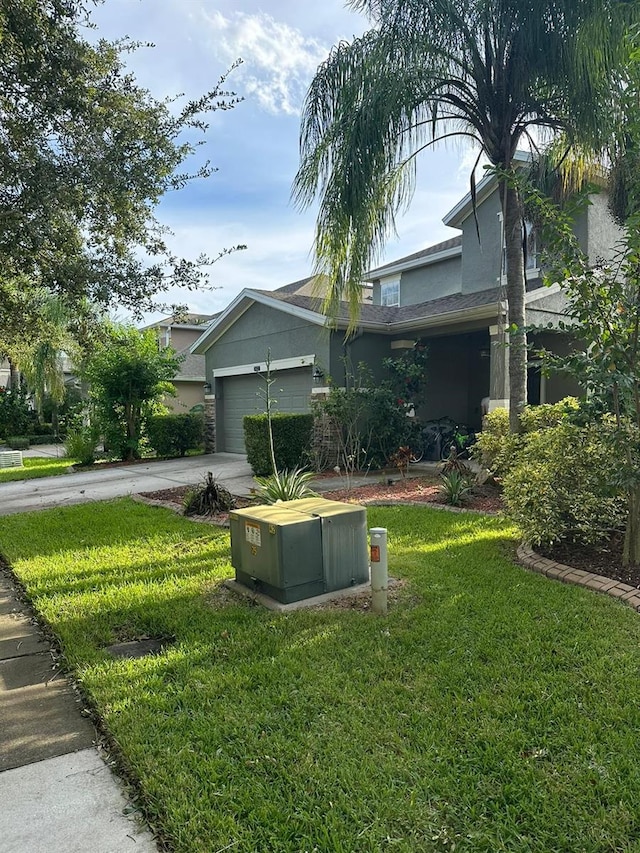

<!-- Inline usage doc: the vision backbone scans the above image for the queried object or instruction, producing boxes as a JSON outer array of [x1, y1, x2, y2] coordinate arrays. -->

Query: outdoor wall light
[[203, 382, 212, 394], [312, 365, 324, 384]]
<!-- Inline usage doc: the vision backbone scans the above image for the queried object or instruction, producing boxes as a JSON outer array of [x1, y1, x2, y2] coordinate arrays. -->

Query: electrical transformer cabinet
[[229, 498, 368, 604]]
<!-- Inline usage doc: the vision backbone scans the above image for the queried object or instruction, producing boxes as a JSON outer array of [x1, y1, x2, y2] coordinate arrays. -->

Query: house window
[[501, 220, 539, 274], [524, 220, 539, 270], [380, 279, 400, 306]]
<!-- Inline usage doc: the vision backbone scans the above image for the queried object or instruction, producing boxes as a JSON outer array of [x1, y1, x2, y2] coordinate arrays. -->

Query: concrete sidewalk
[[0, 573, 157, 852]]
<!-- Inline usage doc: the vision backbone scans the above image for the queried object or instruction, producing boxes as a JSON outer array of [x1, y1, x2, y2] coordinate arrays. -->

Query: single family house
[[191, 160, 620, 454]]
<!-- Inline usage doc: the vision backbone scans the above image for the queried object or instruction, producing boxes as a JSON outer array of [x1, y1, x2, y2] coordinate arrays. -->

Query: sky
[[88, 0, 478, 322]]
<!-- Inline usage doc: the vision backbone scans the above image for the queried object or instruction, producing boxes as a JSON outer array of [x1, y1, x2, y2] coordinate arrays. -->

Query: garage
[[219, 367, 313, 453]]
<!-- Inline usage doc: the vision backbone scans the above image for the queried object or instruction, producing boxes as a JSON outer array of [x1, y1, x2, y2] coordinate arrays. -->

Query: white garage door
[[221, 367, 312, 453]]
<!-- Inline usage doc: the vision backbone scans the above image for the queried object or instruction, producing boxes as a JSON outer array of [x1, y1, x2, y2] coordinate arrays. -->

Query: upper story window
[[524, 220, 539, 270], [380, 279, 400, 307], [501, 220, 539, 275]]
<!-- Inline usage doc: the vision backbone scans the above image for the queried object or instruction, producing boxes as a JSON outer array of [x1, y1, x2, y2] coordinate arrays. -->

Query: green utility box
[[229, 498, 369, 604]]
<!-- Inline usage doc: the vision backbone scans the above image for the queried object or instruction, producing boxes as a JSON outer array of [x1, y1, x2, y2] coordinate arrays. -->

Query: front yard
[[2, 500, 640, 852], [0, 456, 76, 483]]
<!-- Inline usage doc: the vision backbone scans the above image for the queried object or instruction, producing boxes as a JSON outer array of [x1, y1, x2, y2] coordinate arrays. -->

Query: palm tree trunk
[[502, 181, 527, 433], [624, 485, 640, 567], [8, 357, 20, 391]]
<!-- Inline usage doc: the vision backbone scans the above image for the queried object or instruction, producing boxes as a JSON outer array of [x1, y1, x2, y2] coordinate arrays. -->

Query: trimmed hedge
[[6, 436, 30, 450], [147, 413, 204, 457], [28, 434, 62, 445], [243, 413, 314, 476]]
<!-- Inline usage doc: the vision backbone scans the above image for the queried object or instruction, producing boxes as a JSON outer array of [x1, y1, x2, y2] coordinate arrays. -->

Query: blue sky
[[88, 0, 477, 320]]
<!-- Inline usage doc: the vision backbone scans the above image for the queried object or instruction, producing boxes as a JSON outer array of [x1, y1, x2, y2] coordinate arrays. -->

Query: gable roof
[[366, 236, 462, 280], [443, 150, 532, 228], [142, 312, 217, 332], [191, 283, 505, 354]]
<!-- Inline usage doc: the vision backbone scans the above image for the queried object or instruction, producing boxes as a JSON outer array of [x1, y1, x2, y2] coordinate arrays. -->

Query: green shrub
[[31, 422, 55, 436], [147, 413, 204, 457], [7, 436, 30, 450], [473, 397, 580, 478], [0, 387, 32, 437], [65, 426, 100, 466], [254, 468, 318, 504], [439, 470, 473, 506], [472, 408, 520, 478], [27, 434, 61, 445], [183, 472, 235, 516], [244, 413, 313, 477], [518, 397, 581, 432], [503, 420, 626, 547]]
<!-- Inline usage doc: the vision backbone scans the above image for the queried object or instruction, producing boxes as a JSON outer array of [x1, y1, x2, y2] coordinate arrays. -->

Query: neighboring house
[[191, 162, 621, 454], [0, 359, 9, 388], [143, 313, 217, 412]]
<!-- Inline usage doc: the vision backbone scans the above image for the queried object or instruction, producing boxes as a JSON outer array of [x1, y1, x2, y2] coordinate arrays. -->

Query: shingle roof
[[366, 236, 462, 279], [256, 285, 501, 326], [175, 349, 206, 380]]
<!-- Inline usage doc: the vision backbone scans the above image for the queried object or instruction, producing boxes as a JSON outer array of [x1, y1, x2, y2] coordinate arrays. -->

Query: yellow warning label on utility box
[[245, 522, 261, 547]]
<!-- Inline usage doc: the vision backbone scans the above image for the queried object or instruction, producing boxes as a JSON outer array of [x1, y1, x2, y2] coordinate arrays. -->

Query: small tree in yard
[[81, 324, 180, 461], [534, 197, 640, 566]]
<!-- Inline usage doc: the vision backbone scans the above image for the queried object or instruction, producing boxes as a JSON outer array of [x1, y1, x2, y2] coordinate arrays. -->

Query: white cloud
[[201, 10, 328, 115]]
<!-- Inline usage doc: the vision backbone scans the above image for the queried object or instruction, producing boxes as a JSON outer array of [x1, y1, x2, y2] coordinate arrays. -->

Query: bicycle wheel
[[409, 445, 423, 463]]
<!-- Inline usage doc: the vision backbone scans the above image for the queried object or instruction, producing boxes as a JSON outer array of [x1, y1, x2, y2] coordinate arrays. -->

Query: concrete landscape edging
[[517, 543, 640, 612]]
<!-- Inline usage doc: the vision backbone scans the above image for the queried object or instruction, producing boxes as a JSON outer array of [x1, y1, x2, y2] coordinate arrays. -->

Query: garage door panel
[[221, 368, 312, 453]]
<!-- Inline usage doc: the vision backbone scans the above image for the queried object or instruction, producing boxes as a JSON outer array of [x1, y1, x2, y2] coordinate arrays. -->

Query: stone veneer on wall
[[204, 395, 216, 453]]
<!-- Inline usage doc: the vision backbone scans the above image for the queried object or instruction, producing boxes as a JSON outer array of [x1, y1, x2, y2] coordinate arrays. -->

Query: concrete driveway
[[0, 453, 254, 517]]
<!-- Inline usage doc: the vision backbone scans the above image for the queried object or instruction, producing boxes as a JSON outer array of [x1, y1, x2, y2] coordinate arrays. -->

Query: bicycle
[[411, 418, 476, 462]]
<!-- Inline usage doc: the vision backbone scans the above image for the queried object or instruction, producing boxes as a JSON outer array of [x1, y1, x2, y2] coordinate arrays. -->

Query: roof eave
[[365, 245, 462, 281], [190, 289, 329, 354], [335, 301, 504, 334]]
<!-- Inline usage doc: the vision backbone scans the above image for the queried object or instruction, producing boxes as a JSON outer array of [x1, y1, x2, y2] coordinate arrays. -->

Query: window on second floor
[[524, 221, 539, 270], [501, 220, 539, 275], [380, 279, 400, 306]]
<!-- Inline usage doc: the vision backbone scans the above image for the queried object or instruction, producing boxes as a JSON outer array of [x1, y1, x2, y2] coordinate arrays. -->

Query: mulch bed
[[138, 477, 503, 517], [321, 477, 503, 513], [540, 533, 640, 590]]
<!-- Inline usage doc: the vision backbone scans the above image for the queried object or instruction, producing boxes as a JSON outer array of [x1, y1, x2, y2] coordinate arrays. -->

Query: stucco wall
[[205, 302, 331, 378], [587, 191, 623, 264], [163, 381, 205, 413], [327, 332, 391, 386], [400, 256, 461, 304], [170, 326, 206, 353], [461, 188, 503, 293]]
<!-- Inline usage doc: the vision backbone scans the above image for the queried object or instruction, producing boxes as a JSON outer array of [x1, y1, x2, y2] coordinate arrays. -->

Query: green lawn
[[0, 456, 76, 482], [2, 500, 640, 852]]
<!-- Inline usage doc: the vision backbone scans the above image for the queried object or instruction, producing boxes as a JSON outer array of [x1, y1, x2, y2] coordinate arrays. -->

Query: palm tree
[[15, 294, 75, 429], [294, 0, 637, 432]]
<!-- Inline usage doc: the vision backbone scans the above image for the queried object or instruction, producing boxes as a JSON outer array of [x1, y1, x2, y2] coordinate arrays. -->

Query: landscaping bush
[[0, 386, 32, 438], [254, 468, 318, 503], [183, 472, 235, 516], [65, 426, 100, 466], [7, 436, 30, 450], [473, 397, 580, 478], [503, 419, 626, 547], [31, 422, 55, 436], [147, 413, 204, 458], [244, 413, 313, 476], [27, 434, 61, 445]]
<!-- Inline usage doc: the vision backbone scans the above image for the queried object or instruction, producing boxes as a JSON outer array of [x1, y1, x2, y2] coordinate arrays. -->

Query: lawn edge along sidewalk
[[0, 567, 158, 853]]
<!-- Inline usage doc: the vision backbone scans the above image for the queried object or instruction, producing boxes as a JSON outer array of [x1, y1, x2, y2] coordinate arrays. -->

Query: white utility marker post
[[369, 527, 388, 616]]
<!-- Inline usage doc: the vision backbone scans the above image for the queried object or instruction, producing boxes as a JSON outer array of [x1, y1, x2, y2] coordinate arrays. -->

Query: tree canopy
[[0, 0, 243, 346], [294, 0, 638, 430], [81, 323, 180, 461]]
